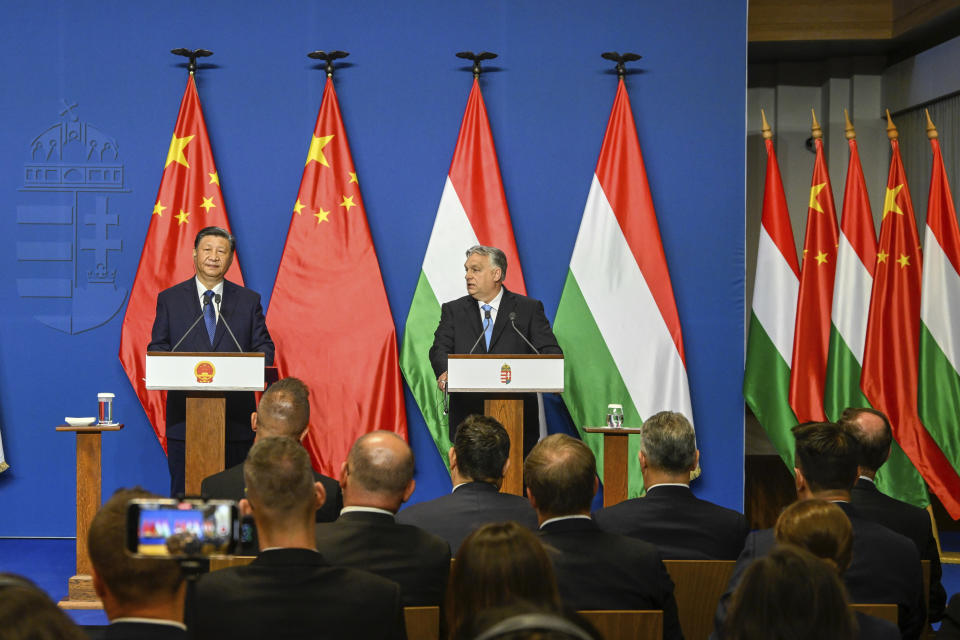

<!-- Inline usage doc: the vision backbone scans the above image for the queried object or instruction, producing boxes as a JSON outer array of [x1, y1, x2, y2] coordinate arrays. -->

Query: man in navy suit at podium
[[148, 226, 274, 496]]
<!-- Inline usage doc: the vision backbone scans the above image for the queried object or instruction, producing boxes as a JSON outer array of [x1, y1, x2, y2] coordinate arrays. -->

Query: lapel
[[212, 281, 238, 351], [488, 287, 515, 351], [175, 278, 210, 352], [463, 295, 486, 352]]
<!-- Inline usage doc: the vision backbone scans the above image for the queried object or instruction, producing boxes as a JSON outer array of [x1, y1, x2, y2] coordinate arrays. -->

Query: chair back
[[664, 559, 736, 640], [577, 610, 662, 640], [850, 603, 898, 625], [404, 606, 440, 640]]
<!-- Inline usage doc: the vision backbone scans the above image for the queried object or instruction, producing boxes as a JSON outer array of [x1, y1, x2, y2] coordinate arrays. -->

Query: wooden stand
[[584, 427, 643, 507], [55, 422, 123, 609], [484, 395, 524, 496], [185, 392, 226, 495]]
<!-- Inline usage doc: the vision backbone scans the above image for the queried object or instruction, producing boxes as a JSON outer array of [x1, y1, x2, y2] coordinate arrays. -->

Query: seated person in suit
[[190, 437, 404, 640], [525, 434, 683, 640], [774, 499, 899, 640], [201, 377, 342, 553], [593, 411, 749, 559], [840, 406, 946, 621], [940, 594, 960, 640], [396, 414, 538, 552], [0, 574, 88, 640], [314, 431, 450, 606], [88, 487, 187, 640], [713, 422, 925, 640]]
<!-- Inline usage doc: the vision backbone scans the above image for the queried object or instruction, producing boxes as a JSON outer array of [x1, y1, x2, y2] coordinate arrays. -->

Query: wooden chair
[[663, 560, 735, 640], [577, 610, 662, 640], [850, 603, 898, 625], [404, 606, 440, 640], [208, 555, 255, 572]]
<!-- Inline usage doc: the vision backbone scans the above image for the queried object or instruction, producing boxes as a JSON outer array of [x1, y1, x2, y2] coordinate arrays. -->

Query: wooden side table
[[55, 422, 123, 609], [584, 427, 643, 507]]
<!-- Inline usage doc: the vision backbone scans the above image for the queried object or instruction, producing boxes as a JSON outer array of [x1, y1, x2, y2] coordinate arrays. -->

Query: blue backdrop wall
[[0, 0, 746, 536]]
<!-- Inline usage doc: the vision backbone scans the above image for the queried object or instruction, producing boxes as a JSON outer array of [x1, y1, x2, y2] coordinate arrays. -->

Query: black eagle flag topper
[[456, 51, 497, 78], [171, 48, 213, 74], [601, 51, 642, 78], [308, 50, 350, 78]]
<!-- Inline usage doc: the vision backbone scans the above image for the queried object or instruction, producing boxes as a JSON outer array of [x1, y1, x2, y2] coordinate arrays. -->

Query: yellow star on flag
[[348, 171, 358, 184], [314, 208, 331, 224], [200, 196, 215, 213], [897, 254, 911, 268], [153, 200, 166, 216], [883, 185, 904, 218], [815, 251, 829, 265], [209, 171, 220, 185], [808, 183, 826, 213], [165, 134, 194, 168], [877, 251, 889, 264], [306, 135, 334, 167], [339, 195, 356, 211], [293, 199, 305, 215], [176, 209, 190, 225]]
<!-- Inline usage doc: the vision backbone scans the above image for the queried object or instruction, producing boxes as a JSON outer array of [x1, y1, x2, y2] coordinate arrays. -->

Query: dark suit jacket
[[937, 593, 960, 639], [851, 477, 946, 621], [314, 510, 451, 606], [593, 485, 749, 560], [148, 277, 274, 441], [855, 611, 900, 640], [713, 502, 925, 640], [189, 547, 404, 640], [396, 481, 538, 553], [539, 518, 683, 640], [91, 621, 186, 640]]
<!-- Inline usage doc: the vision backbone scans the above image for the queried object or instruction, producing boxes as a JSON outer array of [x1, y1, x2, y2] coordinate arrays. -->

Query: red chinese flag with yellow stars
[[788, 129, 839, 422], [119, 75, 242, 451], [861, 123, 960, 516], [266, 77, 407, 477]]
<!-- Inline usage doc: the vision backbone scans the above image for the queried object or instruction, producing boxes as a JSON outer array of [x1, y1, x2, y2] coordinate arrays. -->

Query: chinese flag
[[119, 75, 242, 452], [861, 114, 960, 517], [266, 78, 407, 478]]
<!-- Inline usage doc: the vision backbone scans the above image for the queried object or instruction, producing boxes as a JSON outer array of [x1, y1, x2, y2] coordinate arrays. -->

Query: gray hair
[[466, 245, 507, 281], [346, 431, 415, 497], [640, 411, 697, 472]]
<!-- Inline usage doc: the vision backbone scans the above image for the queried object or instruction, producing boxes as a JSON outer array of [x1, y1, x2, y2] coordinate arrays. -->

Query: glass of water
[[606, 404, 624, 428]]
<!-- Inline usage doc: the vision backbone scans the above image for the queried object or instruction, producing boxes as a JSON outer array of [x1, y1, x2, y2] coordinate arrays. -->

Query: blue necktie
[[203, 290, 217, 346], [482, 304, 493, 350]]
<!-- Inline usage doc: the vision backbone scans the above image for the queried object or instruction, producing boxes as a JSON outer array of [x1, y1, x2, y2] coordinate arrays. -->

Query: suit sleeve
[[248, 295, 274, 365], [428, 302, 455, 377], [529, 300, 562, 355], [147, 293, 172, 351]]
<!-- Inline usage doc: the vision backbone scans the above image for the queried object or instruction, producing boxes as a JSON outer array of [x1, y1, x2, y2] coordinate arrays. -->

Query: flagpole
[[170, 48, 213, 75], [307, 50, 349, 78]]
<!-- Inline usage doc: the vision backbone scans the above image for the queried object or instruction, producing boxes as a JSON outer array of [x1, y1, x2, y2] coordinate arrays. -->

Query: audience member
[[593, 411, 748, 559], [88, 487, 187, 639], [190, 437, 404, 640], [0, 573, 88, 640], [714, 422, 925, 640], [939, 594, 960, 639], [724, 545, 856, 640], [525, 434, 683, 640], [448, 522, 562, 640], [840, 406, 946, 621], [397, 415, 538, 551], [468, 603, 597, 640], [314, 430, 450, 606]]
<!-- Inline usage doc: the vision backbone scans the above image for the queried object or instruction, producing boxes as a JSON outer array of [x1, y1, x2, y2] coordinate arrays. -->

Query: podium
[[146, 352, 265, 494], [447, 354, 563, 495], [583, 426, 644, 507]]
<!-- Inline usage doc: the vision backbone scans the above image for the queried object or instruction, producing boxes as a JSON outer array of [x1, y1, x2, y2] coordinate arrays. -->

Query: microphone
[[171, 295, 212, 352], [469, 307, 492, 354], [214, 294, 244, 353], [509, 311, 540, 354]]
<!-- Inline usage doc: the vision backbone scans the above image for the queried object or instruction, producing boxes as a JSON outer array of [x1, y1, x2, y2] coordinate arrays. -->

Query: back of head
[[725, 545, 856, 640], [256, 377, 310, 439], [639, 411, 697, 473], [467, 604, 595, 640], [448, 522, 561, 640], [524, 434, 596, 517], [0, 573, 88, 640], [243, 437, 316, 523], [838, 407, 892, 474], [791, 422, 859, 493], [345, 431, 415, 499], [455, 415, 511, 483], [774, 499, 853, 574], [87, 488, 184, 609]]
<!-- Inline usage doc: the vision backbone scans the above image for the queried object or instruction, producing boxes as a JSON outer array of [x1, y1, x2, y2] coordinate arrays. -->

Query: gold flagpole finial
[[926, 109, 939, 140], [761, 109, 773, 140], [844, 109, 856, 140], [886, 109, 899, 140], [811, 109, 823, 140]]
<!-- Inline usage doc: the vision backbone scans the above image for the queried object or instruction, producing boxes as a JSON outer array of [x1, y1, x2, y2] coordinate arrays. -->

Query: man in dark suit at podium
[[429, 245, 561, 454], [148, 226, 274, 496]]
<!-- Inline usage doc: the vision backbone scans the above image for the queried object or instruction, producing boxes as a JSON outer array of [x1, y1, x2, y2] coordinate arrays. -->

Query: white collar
[[340, 506, 395, 518], [476, 286, 504, 311], [646, 482, 690, 490], [195, 277, 224, 298], [858, 475, 875, 484], [110, 618, 186, 631], [539, 515, 591, 528]]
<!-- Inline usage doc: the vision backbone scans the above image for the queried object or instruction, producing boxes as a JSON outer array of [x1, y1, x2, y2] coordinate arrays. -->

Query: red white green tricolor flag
[[554, 78, 692, 498], [399, 78, 527, 463], [744, 111, 799, 468]]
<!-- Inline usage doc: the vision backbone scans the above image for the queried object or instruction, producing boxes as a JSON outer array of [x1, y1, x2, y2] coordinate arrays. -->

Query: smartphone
[[125, 498, 239, 558]]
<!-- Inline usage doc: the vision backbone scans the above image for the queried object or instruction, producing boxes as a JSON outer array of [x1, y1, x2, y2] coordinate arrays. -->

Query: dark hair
[[87, 488, 184, 606], [194, 226, 235, 252], [725, 545, 857, 640], [838, 407, 892, 473], [454, 415, 511, 482], [0, 573, 88, 640], [774, 499, 853, 574], [346, 431, 415, 496], [243, 437, 315, 520], [447, 522, 562, 640], [524, 434, 596, 516], [639, 411, 697, 472], [791, 422, 859, 492], [257, 377, 310, 439], [468, 603, 596, 640], [466, 245, 507, 281]]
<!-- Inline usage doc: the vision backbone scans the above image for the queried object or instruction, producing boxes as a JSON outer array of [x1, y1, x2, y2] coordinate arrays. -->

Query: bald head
[[254, 377, 310, 440], [839, 408, 891, 475], [342, 431, 415, 512]]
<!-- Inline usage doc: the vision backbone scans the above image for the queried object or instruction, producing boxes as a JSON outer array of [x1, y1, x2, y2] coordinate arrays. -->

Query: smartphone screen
[[126, 499, 239, 558]]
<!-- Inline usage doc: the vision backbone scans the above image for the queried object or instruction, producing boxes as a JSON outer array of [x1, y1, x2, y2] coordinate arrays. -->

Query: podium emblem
[[500, 363, 512, 385], [194, 361, 216, 383]]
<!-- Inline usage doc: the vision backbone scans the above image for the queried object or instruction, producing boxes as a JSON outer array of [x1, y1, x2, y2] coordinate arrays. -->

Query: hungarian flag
[[266, 78, 407, 478], [554, 78, 692, 497], [824, 113, 928, 507], [399, 78, 527, 462], [119, 75, 242, 451], [918, 112, 960, 516], [788, 114, 838, 423], [861, 113, 960, 518], [744, 111, 799, 468]]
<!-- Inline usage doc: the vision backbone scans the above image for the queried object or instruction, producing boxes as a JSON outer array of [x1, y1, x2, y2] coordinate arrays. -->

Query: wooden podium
[[584, 426, 643, 507], [146, 352, 265, 494], [447, 354, 563, 495]]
